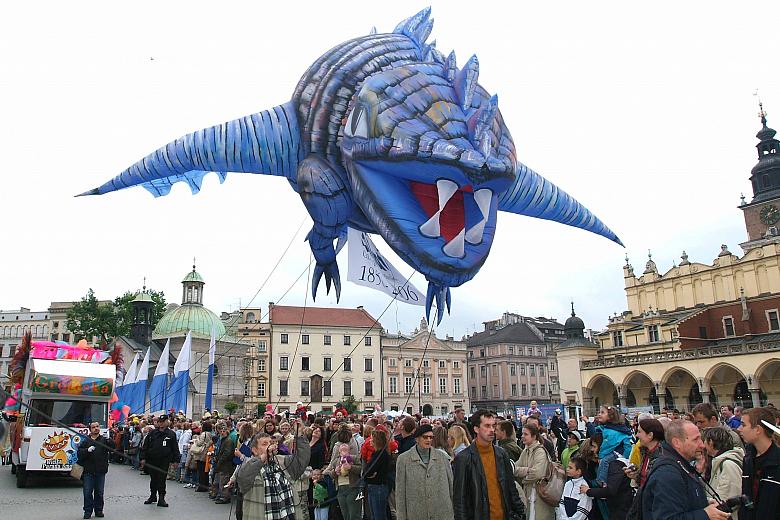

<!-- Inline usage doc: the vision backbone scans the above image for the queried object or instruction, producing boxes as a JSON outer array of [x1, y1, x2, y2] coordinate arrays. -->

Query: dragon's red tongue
[[410, 181, 465, 243]]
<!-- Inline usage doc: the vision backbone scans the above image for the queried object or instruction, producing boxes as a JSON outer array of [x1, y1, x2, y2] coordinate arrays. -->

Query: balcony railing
[[581, 341, 780, 369]]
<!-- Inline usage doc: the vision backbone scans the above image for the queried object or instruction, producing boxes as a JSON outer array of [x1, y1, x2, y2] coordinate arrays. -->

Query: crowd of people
[[78, 400, 780, 520]]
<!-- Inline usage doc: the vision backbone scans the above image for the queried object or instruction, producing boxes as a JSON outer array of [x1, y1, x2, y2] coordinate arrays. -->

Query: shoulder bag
[[535, 445, 565, 506]]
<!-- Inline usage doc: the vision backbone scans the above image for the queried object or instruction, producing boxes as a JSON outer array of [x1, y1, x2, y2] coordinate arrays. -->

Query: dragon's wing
[[77, 101, 303, 198], [498, 161, 623, 246]]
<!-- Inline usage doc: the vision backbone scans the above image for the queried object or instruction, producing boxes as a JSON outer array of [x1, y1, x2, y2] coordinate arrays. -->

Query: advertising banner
[[26, 426, 87, 470]]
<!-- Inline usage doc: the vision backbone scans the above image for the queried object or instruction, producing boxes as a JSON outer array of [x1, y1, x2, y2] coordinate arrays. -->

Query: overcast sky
[[2, 2, 778, 339]]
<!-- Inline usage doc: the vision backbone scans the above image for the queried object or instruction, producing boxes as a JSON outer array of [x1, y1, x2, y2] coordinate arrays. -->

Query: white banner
[[347, 227, 425, 306]]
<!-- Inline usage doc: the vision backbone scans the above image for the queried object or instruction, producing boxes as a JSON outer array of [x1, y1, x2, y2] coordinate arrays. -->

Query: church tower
[[130, 284, 154, 346], [741, 102, 780, 251]]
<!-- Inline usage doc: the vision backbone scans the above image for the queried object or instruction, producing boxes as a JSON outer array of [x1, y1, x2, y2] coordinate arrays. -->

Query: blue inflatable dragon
[[79, 8, 621, 323]]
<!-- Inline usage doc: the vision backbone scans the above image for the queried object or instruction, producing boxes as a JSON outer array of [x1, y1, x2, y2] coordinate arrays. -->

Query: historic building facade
[[222, 307, 270, 415], [559, 112, 780, 414], [268, 304, 382, 414], [381, 318, 469, 416], [466, 312, 562, 415]]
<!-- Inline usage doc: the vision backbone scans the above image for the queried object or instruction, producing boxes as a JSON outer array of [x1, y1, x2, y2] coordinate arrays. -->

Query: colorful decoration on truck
[[28, 371, 114, 397], [31, 342, 112, 363], [78, 8, 622, 324], [36, 430, 81, 469]]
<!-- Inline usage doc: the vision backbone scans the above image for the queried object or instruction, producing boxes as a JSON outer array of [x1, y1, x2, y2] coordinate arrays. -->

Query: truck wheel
[[16, 465, 28, 488]]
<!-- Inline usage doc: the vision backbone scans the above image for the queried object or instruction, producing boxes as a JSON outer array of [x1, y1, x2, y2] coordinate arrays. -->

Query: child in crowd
[[312, 469, 329, 520], [557, 457, 593, 520]]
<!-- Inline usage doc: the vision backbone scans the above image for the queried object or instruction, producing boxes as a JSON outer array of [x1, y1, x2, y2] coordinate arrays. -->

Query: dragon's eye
[[344, 104, 370, 139]]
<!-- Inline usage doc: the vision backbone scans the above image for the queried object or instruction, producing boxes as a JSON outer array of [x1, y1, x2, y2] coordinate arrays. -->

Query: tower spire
[[570, 301, 576, 317]]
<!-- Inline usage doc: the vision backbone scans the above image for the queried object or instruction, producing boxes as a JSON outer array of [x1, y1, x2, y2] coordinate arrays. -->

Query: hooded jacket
[[706, 446, 744, 503], [597, 423, 633, 460]]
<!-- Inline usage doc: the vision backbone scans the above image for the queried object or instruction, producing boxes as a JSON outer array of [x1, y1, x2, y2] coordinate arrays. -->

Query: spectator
[[325, 424, 363, 520], [550, 410, 569, 460], [526, 415, 557, 461], [641, 419, 729, 520], [192, 421, 213, 492], [567, 418, 584, 440], [561, 431, 582, 471], [515, 421, 553, 520], [394, 416, 417, 455], [721, 405, 741, 429], [738, 407, 780, 519], [701, 426, 743, 508], [77, 421, 115, 519], [580, 445, 633, 520], [693, 403, 743, 449], [308, 425, 329, 470], [433, 425, 454, 458], [396, 424, 454, 520], [577, 439, 604, 520], [352, 422, 365, 450], [229, 421, 255, 520], [449, 407, 472, 441], [177, 421, 192, 482], [627, 418, 664, 488], [365, 428, 393, 520], [496, 420, 522, 462], [593, 406, 632, 484], [557, 457, 592, 520], [213, 421, 237, 504], [448, 424, 471, 458]]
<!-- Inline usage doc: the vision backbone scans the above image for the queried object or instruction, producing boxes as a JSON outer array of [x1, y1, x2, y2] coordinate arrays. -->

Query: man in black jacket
[[642, 419, 730, 520], [738, 407, 780, 520], [141, 414, 180, 507], [77, 422, 115, 519], [453, 409, 525, 520]]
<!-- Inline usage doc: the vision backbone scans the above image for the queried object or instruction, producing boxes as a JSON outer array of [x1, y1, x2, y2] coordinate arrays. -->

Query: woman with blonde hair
[[433, 425, 453, 458], [447, 424, 470, 457]]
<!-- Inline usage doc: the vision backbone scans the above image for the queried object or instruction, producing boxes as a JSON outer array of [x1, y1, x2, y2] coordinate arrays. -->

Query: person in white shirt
[[557, 457, 592, 520], [352, 423, 365, 450]]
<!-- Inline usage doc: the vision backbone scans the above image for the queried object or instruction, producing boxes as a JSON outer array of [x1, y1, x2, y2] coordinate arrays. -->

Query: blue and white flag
[[168, 331, 192, 416], [129, 347, 151, 414], [204, 327, 216, 411], [117, 352, 139, 402], [149, 339, 170, 413]]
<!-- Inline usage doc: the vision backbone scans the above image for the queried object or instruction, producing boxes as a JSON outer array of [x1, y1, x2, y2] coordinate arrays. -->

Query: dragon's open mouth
[[410, 179, 493, 258]]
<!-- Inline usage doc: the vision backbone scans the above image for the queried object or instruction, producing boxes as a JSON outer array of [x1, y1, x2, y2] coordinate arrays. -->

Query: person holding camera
[[77, 421, 115, 519]]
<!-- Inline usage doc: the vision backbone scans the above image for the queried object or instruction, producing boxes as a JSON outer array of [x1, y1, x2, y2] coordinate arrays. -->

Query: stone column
[[750, 389, 762, 409], [656, 383, 667, 412], [617, 385, 628, 409], [701, 391, 710, 403]]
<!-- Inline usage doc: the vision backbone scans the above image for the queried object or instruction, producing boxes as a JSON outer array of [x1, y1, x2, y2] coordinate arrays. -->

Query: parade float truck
[[10, 341, 116, 488]]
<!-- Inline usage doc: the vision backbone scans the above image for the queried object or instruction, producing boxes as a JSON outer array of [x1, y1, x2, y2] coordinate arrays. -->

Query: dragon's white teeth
[[443, 228, 465, 257], [465, 220, 486, 244], [474, 189, 492, 219], [436, 179, 458, 210], [420, 213, 441, 238]]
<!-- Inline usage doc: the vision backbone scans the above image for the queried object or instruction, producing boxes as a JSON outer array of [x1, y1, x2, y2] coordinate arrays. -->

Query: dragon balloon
[[80, 8, 622, 323]]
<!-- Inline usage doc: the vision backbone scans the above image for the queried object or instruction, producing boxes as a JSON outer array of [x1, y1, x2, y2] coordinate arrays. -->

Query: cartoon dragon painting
[[79, 8, 621, 323]]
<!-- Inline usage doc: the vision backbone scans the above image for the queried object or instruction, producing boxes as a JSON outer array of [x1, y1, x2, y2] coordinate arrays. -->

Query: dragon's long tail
[[77, 101, 303, 197], [498, 161, 623, 246]]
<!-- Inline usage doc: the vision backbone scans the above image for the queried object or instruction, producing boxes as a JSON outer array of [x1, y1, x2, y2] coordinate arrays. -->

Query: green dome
[[153, 304, 226, 340], [183, 269, 204, 283], [132, 290, 154, 304]]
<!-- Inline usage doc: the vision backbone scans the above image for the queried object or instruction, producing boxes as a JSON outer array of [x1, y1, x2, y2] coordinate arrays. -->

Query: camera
[[717, 495, 754, 512]]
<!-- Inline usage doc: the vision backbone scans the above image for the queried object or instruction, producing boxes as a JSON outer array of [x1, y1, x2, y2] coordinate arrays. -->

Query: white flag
[[347, 227, 424, 306]]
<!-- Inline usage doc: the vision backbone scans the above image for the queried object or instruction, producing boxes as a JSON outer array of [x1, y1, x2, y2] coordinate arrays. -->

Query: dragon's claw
[[312, 262, 341, 303], [425, 281, 451, 325]]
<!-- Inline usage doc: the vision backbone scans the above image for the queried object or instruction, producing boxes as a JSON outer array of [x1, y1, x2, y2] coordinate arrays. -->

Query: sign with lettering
[[347, 228, 424, 306], [28, 370, 114, 397]]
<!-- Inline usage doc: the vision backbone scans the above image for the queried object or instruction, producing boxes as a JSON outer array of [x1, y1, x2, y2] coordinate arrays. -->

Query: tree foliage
[[343, 395, 358, 414], [66, 288, 167, 344], [224, 401, 239, 415]]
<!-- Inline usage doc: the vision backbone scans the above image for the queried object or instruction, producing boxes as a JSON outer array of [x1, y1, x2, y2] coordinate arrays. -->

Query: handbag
[[70, 463, 84, 479], [534, 446, 565, 506]]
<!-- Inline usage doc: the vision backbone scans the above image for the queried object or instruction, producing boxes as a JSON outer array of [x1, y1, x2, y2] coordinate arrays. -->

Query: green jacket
[[313, 482, 328, 506], [561, 445, 580, 470], [498, 438, 522, 462]]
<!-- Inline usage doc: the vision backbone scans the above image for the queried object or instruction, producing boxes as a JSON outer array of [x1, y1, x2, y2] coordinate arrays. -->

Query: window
[[364, 336, 372, 346], [530, 384, 537, 395], [508, 346, 514, 355], [422, 359, 429, 368], [405, 377, 413, 394], [439, 377, 447, 394], [480, 366, 486, 377], [491, 365, 498, 376], [364, 358, 373, 371], [343, 381, 352, 396], [521, 364, 526, 376], [257, 382, 265, 398], [511, 383, 517, 396], [441, 405, 448, 415], [423, 377, 431, 394], [723, 317, 735, 337], [344, 357, 352, 372], [404, 359, 412, 368], [324, 380, 332, 397], [550, 361, 555, 372], [471, 386, 477, 398], [470, 366, 475, 379], [768, 310, 780, 331], [302, 334, 309, 345], [279, 380, 289, 396], [324, 357, 332, 371], [492, 384, 498, 397], [481, 385, 487, 397], [281, 333, 288, 344], [537, 347, 543, 356], [453, 361, 460, 369], [529, 365, 535, 376], [258, 359, 266, 372], [365, 381, 373, 396], [258, 340, 267, 352], [389, 376, 398, 393], [612, 331, 623, 347], [480, 349, 485, 357], [648, 324, 660, 343], [539, 365, 545, 376], [439, 360, 446, 369], [301, 380, 310, 396], [324, 335, 331, 345], [301, 357, 310, 371], [699, 326, 708, 339], [509, 364, 516, 376], [280, 356, 289, 371], [522, 384, 527, 395], [344, 335, 351, 346], [541, 384, 546, 395], [389, 358, 397, 367]]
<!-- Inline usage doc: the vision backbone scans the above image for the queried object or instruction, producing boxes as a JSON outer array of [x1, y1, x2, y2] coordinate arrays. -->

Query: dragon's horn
[[77, 101, 302, 198], [498, 162, 623, 246]]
